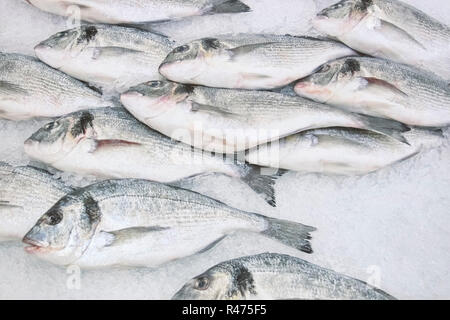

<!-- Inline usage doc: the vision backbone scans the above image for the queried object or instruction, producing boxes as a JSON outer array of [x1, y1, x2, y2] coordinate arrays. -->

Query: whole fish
[[24, 107, 281, 206], [294, 57, 450, 127], [172, 253, 395, 300], [158, 34, 356, 89], [121, 80, 409, 154], [0, 162, 74, 240], [22, 180, 315, 267], [245, 127, 444, 175], [0, 53, 112, 120], [312, 0, 450, 79], [35, 25, 175, 92], [26, 0, 251, 24]]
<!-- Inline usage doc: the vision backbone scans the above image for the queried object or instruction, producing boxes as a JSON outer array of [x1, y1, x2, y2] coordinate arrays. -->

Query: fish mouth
[[22, 237, 51, 254]]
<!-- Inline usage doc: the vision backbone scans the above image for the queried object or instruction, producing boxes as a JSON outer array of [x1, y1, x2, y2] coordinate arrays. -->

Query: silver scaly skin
[[313, 0, 450, 79], [22, 180, 315, 267], [172, 252, 396, 300], [26, 0, 251, 24], [35, 25, 175, 92], [246, 127, 444, 175], [0, 53, 112, 120], [159, 34, 356, 89], [0, 162, 74, 240], [295, 57, 450, 127], [24, 107, 281, 207], [121, 80, 410, 154]]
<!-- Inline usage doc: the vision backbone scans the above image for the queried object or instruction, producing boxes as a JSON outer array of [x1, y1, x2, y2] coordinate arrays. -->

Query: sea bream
[[22, 180, 315, 267], [245, 127, 444, 175], [0, 162, 74, 240], [312, 0, 450, 79], [295, 57, 450, 127], [121, 80, 409, 154], [26, 0, 251, 24], [0, 53, 112, 120], [158, 34, 356, 89], [172, 253, 395, 300], [24, 107, 281, 206], [35, 25, 175, 92]]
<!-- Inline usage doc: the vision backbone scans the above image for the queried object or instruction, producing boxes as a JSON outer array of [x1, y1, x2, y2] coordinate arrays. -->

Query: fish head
[[172, 263, 255, 300], [35, 26, 99, 69], [22, 193, 101, 265], [295, 58, 362, 102], [24, 111, 96, 164], [121, 80, 193, 120], [159, 38, 225, 83], [313, 0, 373, 36]]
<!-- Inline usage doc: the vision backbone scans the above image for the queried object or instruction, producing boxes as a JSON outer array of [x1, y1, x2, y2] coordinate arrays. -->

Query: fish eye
[[147, 81, 163, 88], [46, 211, 63, 226], [174, 45, 189, 54], [318, 64, 331, 73], [44, 121, 59, 131], [194, 277, 210, 290]]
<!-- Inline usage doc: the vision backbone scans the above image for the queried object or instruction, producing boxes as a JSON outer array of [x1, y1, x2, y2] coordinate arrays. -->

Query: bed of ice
[[0, 0, 449, 299]]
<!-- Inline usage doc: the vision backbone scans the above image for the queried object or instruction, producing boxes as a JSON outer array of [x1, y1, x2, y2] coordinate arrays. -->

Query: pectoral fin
[[228, 42, 276, 59], [191, 102, 238, 117], [358, 77, 408, 97], [195, 235, 228, 255], [101, 226, 170, 247], [0, 81, 29, 97], [0, 201, 23, 209], [92, 47, 144, 60], [375, 18, 426, 50], [90, 139, 142, 153]]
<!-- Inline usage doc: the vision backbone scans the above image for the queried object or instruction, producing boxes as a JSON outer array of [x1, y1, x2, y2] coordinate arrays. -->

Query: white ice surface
[[0, 0, 449, 299]]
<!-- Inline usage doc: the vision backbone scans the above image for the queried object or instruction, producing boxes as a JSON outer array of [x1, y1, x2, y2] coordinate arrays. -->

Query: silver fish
[[22, 180, 315, 267], [24, 107, 281, 206], [35, 25, 175, 92], [172, 252, 395, 300], [245, 127, 444, 175], [26, 0, 251, 24], [313, 0, 450, 79], [158, 34, 356, 89], [0, 53, 112, 120], [295, 57, 450, 127], [121, 80, 410, 154], [0, 162, 74, 240]]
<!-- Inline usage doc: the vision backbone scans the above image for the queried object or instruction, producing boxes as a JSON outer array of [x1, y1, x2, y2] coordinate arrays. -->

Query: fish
[[294, 57, 450, 127], [245, 127, 444, 175], [120, 80, 410, 154], [312, 0, 450, 79], [0, 53, 113, 120], [172, 252, 395, 300], [24, 107, 282, 206], [35, 25, 175, 92], [26, 0, 251, 24], [158, 34, 356, 89], [0, 162, 74, 240], [22, 180, 315, 267]]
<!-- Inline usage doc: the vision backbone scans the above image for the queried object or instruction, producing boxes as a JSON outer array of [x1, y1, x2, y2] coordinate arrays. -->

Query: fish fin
[[260, 216, 316, 253], [358, 115, 411, 144], [195, 235, 228, 255], [0, 80, 29, 96], [117, 23, 171, 37], [376, 18, 426, 50], [101, 226, 170, 247], [206, 0, 251, 14], [191, 101, 238, 117], [91, 46, 144, 60], [0, 201, 23, 209], [359, 77, 408, 97], [241, 165, 286, 207], [228, 42, 276, 59], [90, 139, 142, 153], [240, 72, 272, 80]]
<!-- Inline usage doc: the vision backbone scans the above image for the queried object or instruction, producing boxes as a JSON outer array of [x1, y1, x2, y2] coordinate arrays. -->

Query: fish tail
[[241, 165, 286, 207], [207, 0, 251, 14], [358, 114, 411, 143], [260, 216, 316, 254]]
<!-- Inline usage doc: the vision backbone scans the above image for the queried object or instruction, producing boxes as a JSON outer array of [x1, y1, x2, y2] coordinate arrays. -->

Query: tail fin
[[358, 114, 410, 143], [208, 0, 251, 14], [260, 216, 316, 253], [241, 166, 286, 207]]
